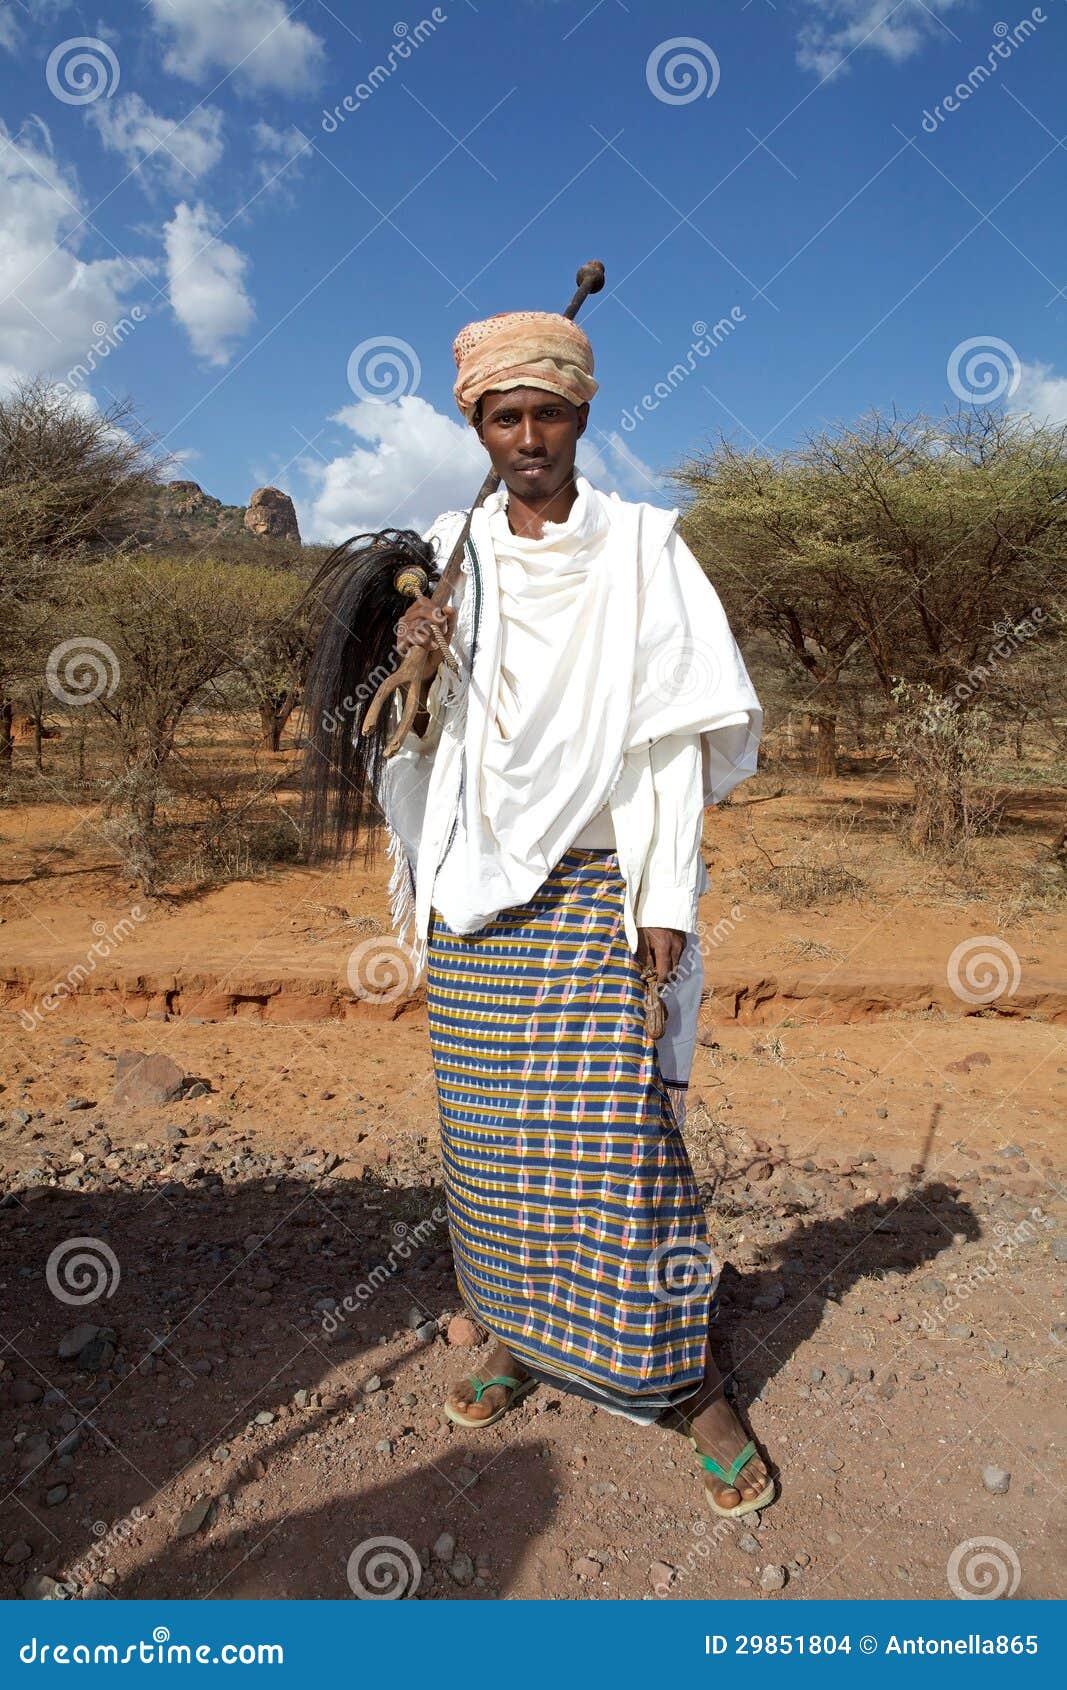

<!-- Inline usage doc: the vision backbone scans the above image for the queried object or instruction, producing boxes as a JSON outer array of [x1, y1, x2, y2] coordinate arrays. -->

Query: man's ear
[[575, 400, 590, 440]]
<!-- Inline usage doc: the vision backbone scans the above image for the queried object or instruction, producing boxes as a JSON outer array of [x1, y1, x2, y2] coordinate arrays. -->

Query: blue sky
[[1, 0, 1065, 539]]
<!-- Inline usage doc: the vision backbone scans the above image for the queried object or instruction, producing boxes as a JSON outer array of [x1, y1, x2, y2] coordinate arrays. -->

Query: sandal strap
[[698, 1439, 758, 1487], [469, 1373, 523, 1403]]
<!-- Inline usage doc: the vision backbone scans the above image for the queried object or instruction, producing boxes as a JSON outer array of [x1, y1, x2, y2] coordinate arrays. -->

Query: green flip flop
[[444, 1373, 535, 1429], [691, 1435, 776, 1518]]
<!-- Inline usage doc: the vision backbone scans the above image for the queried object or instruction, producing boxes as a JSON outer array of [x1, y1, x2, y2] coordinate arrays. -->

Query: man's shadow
[[1, 1157, 978, 1598]]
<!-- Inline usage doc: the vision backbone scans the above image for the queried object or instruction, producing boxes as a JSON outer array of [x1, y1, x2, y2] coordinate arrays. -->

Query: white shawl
[[380, 474, 762, 949]]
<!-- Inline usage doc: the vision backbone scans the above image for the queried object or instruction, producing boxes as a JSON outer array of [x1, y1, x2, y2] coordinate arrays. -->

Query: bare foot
[[444, 1341, 530, 1423]]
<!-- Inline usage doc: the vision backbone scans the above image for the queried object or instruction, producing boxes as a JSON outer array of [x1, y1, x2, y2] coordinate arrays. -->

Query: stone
[[1052, 1239, 1067, 1264], [114, 1052, 187, 1107], [751, 1281, 786, 1312], [20, 1574, 60, 1600], [448, 1552, 475, 1587], [432, 1532, 455, 1562], [253, 1411, 275, 1426], [375, 1439, 392, 1455], [3, 1540, 33, 1565], [43, 1485, 69, 1507], [364, 1375, 382, 1394], [244, 486, 300, 542], [447, 1315, 487, 1347], [57, 1324, 100, 1361], [759, 1564, 787, 1591], [175, 1498, 214, 1537], [947, 1324, 973, 1340], [649, 1559, 676, 1592], [11, 1380, 43, 1405], [808, 1366, 825, 1384], [982, 1465, 1011, 1495], [66, 1097, 93, 1111], [738, 1532, 761, 1555], [832, 1365, 853, 1387]]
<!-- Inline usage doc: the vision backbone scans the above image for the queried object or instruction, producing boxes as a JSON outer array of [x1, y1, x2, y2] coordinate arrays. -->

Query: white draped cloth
[[379, 473, 763, 1089]]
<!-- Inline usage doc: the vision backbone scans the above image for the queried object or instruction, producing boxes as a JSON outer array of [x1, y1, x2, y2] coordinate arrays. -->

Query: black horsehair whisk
[[300, 527, 444, 864]]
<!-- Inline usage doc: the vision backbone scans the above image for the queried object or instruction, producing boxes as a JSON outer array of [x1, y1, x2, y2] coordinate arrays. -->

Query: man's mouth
[[516, 461, 550, 476]]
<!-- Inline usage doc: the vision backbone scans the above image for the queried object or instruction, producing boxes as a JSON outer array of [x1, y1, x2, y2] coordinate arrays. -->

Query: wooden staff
[[362, 260, 606, 757]]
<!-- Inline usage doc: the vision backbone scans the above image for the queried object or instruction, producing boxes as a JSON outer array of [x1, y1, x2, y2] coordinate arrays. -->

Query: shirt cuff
[[634, 884, 698, 933]]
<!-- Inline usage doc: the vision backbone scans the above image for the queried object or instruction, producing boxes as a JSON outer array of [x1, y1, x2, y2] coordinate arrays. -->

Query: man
[[383, 310, 772, 1515]]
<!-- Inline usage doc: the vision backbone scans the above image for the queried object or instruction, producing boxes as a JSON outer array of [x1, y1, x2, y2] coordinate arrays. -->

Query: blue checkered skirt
[[426, 848, 715, 1417]]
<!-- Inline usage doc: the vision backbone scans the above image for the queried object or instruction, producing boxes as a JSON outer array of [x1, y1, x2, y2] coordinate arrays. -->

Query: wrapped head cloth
[[452, 310, 598, 422]]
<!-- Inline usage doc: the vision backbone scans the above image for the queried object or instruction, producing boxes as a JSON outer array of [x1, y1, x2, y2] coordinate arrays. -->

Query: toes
[[708, 1483, 742, 1510]]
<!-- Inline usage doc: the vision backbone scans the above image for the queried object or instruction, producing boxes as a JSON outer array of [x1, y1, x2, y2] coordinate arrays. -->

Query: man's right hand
[[395, 595, 457, 677]]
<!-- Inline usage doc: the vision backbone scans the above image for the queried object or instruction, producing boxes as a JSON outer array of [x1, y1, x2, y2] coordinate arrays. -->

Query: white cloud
[[301, 395, 485, 540], [250, 120, 312, 196], [796, 1, 964, 78], [0, 8, 19, 53], [298, 396, 675, 542], [162, 200, 254, 365], [1011, 360, 1067, 429], [87, 93, 225, 188], [0, 116, 149, 395], [148, 0, 326, 94]]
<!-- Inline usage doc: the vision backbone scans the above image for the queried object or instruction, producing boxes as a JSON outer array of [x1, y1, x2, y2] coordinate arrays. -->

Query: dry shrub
[[743, 858, 867, 908]]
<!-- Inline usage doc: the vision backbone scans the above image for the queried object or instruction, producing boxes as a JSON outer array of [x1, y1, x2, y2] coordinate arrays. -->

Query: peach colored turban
[[452, 310, 598, 421]]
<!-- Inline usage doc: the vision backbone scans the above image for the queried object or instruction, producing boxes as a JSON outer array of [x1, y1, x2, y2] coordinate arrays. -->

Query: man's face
[[475, 386, 588, 500]]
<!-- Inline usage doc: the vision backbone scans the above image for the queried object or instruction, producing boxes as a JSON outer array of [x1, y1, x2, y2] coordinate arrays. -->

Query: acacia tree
[[673, 444, 875, 777], [674, 410, 1067, 847], [0, 379, 160, 775], [226, 563, 313, 751], [67, 555, 258, 887]]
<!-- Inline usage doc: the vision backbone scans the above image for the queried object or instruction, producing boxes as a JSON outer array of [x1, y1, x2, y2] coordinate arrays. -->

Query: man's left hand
[[636, 926, 685, 984]]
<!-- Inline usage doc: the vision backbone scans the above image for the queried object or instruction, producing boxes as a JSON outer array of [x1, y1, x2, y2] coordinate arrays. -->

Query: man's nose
[[517, 417, 545, 453]]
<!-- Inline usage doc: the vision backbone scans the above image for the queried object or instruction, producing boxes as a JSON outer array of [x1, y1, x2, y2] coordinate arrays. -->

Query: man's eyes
[[494, 410, 562, 424]]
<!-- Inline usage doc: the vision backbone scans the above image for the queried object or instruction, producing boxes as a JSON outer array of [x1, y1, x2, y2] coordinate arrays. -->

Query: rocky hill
[[112, 479, 301, 555]]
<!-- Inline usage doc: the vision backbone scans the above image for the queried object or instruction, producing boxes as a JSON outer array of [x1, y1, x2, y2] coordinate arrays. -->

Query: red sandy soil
[[0, 775, 1064, 1601]]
